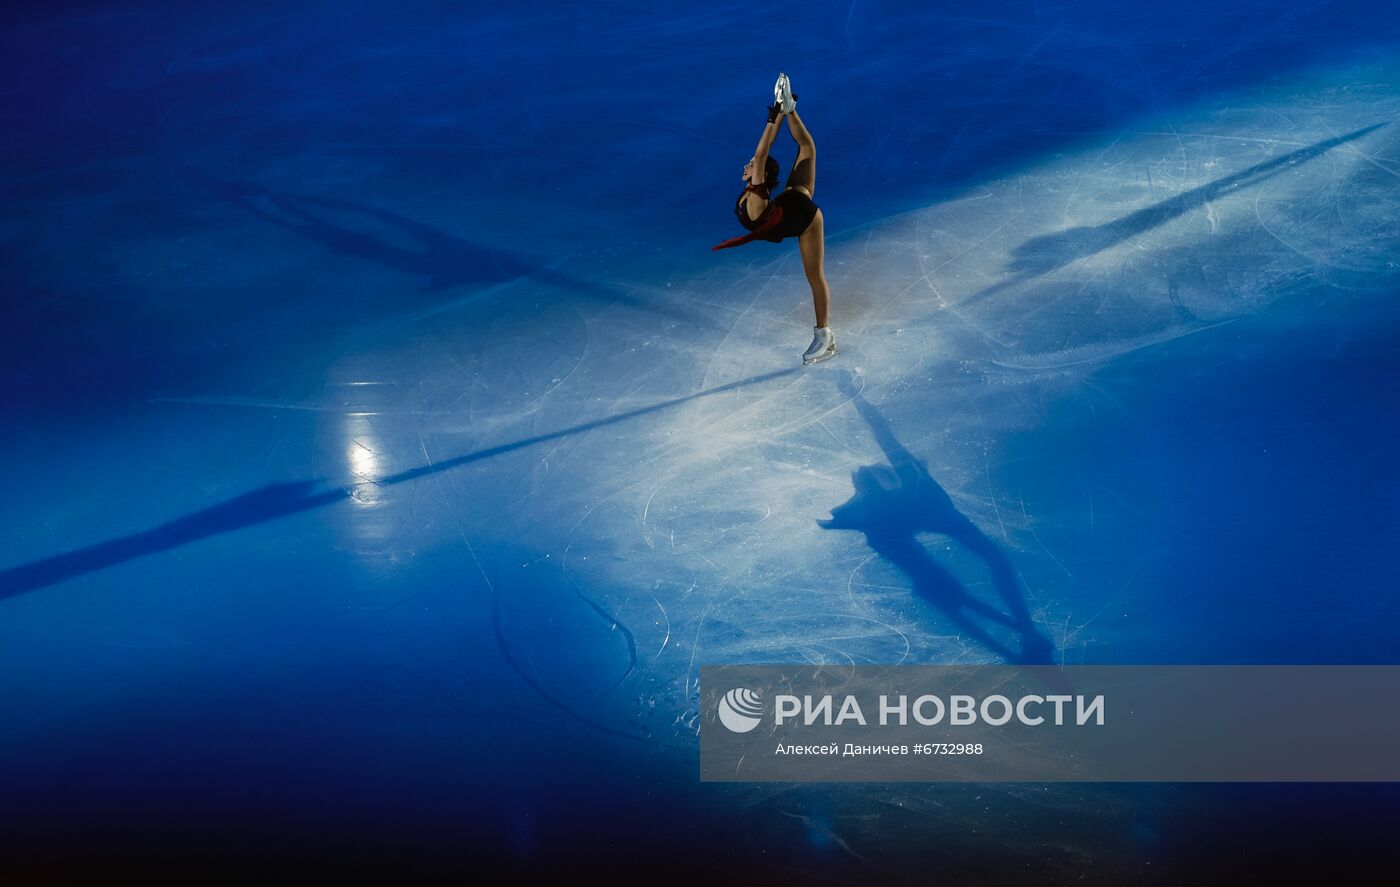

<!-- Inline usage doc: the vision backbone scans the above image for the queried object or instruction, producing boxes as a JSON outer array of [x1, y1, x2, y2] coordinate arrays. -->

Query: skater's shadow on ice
[[196, 176, 690, 324], [0, 368, 798, 600], [820, 376, 1053, 664], [966, 123, 1387, 305]]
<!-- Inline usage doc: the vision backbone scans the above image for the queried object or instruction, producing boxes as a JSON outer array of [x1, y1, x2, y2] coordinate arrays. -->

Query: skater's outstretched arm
[[750, 105, 783, 185]]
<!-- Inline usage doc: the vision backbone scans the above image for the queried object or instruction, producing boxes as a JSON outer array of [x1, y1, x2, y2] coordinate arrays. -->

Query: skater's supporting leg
[[785, 110, 816, 198], [799, 209, 830, 328], [800, 211, 828, 328]]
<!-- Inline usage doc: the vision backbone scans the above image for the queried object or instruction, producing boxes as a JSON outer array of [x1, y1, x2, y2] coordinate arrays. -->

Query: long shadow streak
[[819, 374, 1054, 664], [964, 123, 1387, 307], [0, 368, 799, 600], [196, 175, 695, 325]]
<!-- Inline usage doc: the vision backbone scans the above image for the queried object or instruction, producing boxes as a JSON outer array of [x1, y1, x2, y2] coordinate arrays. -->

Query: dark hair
[[760, 156, 781, 192]]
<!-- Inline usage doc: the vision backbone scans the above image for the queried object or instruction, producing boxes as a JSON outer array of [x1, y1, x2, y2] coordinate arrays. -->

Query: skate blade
[[803, 346, 838, 366]]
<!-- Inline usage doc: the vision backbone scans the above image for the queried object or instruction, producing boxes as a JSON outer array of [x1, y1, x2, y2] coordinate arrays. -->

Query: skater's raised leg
[[784, 109, 816, 199]]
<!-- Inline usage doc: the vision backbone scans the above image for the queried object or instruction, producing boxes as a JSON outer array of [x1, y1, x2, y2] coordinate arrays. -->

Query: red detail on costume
[[713, 200, 785, 251]]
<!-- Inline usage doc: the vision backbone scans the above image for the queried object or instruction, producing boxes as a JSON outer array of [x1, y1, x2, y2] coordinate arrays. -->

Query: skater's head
[[743, 155, 781, 189]]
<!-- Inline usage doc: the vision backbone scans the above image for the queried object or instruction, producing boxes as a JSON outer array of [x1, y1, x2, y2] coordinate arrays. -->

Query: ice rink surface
[[3, 0, 1400, 881]]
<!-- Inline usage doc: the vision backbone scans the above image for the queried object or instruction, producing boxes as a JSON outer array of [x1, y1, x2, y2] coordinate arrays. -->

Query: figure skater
[[713, 73, 836, 365]]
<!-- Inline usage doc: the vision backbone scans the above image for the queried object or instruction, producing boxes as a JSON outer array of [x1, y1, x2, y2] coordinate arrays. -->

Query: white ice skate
[[802, 326, 836, 365], [775, 72, 796, 115]]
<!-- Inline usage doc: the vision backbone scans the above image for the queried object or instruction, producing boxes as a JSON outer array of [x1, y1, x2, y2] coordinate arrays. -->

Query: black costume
[[712, 182, 820, 251]]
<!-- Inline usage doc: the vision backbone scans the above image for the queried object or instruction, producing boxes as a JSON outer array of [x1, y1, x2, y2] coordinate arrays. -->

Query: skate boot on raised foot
[[774, 72, 797, 115], [803, 326, 837, 365]]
